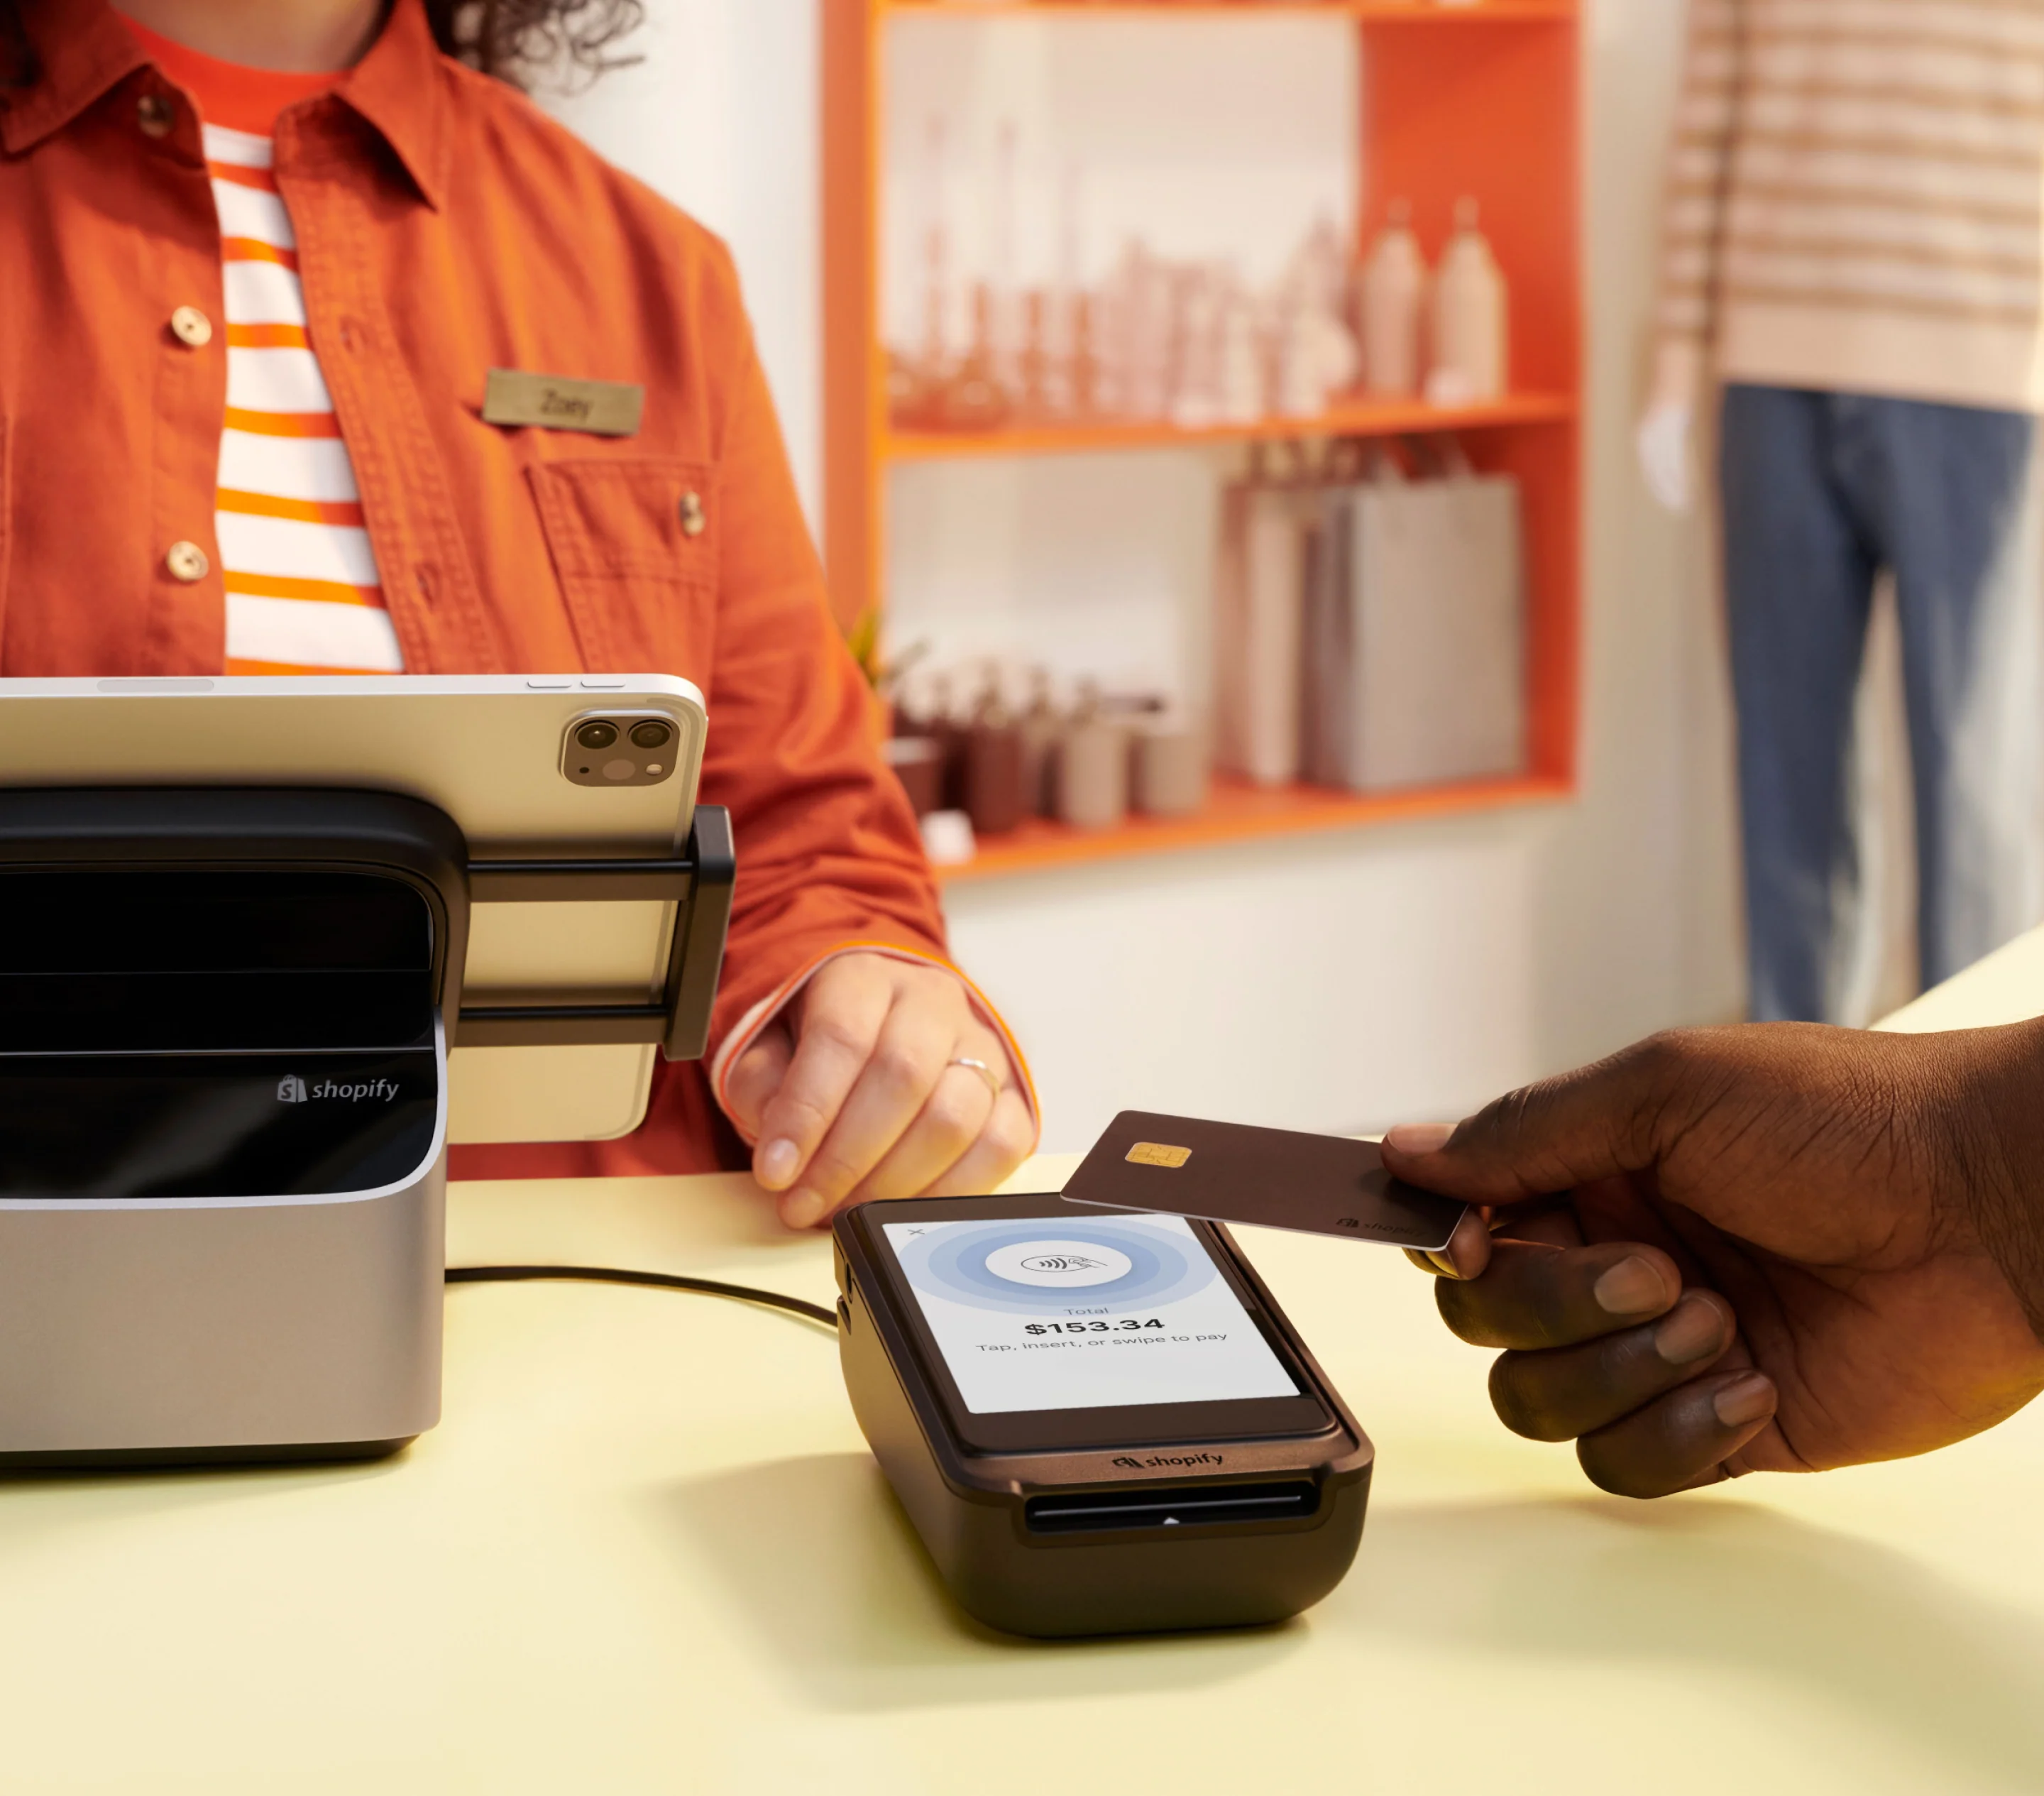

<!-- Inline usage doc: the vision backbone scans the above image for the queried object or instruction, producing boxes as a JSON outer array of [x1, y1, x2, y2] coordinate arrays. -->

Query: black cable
[[445, 1264, 838, 1330]]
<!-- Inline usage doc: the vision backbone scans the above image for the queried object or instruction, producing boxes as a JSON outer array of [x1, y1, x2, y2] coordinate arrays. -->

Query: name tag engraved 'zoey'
[[482, 368, 644, 438]]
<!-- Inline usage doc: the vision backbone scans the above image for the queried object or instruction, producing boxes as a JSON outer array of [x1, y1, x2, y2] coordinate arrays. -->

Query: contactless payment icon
[[888, 1217, 1219, 1316], [984, 1240, 1135, 1289]]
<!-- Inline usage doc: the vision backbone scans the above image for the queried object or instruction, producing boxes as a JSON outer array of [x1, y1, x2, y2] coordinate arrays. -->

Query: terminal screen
[[880, 1214, 1299, 1415]]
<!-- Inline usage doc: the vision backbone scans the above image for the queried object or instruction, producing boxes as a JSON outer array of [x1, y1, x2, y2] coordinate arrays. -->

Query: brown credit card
[[1062, 1110, 1468, 1252]]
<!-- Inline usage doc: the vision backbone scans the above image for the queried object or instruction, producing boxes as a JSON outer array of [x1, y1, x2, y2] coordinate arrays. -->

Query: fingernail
[[1384, 1122, 1456, 1155], [1713, 1373, 1776, 1429], [780, 1189, 828, 1231], [1593, 1256, 1669, 1317], [1425, 1250, 1458, 1278], [1654, 1295, 1725, 1365], [757, 1139, 800, 1191]]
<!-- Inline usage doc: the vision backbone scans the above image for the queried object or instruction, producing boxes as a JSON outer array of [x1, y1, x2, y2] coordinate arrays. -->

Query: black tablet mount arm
[[458, 802, 735, 1058]]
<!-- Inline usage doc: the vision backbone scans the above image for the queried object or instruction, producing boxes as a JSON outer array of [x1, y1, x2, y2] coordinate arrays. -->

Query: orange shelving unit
[[822, 0, 1581, 880]]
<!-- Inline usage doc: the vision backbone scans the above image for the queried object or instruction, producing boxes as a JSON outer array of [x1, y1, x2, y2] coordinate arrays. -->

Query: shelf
[[884, 2, 1577, 20], [885, 391, 1574, 462], [935, 770, 1571, 883], [825, 0, 1583, 838]]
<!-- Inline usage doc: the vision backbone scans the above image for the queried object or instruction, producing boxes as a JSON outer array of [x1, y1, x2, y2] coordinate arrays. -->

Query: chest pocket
[[527, 459, 718, 676]]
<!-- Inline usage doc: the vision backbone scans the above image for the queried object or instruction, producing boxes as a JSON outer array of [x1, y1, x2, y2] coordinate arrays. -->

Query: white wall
[[544, 0, 1746, 1151], [542, 0, 823, 528]]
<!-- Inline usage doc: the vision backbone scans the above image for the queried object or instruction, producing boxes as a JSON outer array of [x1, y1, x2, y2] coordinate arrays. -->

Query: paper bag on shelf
[[1344, 445, 1526, 791], [1214, 456, 1307, 787], [1297, 481, 1358, 789]]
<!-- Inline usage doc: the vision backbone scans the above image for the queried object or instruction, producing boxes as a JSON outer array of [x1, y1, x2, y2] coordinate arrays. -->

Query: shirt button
[[678, 491, 707, 537], [165, 541, 210, 583], [136, 92, 175, 138], [169, 306, 213, 349]]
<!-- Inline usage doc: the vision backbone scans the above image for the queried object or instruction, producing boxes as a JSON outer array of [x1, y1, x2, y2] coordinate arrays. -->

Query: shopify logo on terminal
[[277, 1076, 401, 1105]]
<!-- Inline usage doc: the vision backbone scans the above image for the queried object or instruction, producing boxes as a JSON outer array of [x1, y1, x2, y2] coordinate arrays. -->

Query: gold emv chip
[[1126, 1141, 1192, 1168]]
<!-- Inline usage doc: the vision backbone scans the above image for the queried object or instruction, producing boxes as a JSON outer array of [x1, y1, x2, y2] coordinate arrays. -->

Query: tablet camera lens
[[630, 720, 674, 750], [576, 721, 619, 751]]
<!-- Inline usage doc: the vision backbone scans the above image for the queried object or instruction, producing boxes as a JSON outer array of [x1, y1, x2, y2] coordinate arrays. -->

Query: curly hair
[[428, 0, 644, 86], [1, 1, 644, 94]]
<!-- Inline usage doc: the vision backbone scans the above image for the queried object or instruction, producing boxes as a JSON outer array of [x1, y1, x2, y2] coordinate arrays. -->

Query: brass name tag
[[483, 368, 644, 438], [1126, 1142, 1192, 1168]]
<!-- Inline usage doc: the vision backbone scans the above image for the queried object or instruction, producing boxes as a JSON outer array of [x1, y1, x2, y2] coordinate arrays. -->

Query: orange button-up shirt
[[1, 0, 1008, 1176]]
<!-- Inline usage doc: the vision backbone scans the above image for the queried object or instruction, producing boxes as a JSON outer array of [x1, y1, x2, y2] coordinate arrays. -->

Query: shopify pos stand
[[0, 787, 732, 1467]]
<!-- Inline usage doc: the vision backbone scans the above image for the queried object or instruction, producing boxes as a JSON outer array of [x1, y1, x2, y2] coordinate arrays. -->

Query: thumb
[[1381, 1040, 1675, 1206], [722, 1019, 794, 1142]]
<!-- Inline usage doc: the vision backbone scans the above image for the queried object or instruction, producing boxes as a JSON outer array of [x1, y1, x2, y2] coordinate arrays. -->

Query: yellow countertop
[[9, 947, 2044, 1793]]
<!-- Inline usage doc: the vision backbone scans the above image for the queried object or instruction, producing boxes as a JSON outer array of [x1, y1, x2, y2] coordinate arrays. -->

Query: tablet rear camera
[[562, 711, 681, 789]]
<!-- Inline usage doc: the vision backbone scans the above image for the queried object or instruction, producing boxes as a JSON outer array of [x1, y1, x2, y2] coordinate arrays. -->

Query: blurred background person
[[1639, 0, 2044, 1024]]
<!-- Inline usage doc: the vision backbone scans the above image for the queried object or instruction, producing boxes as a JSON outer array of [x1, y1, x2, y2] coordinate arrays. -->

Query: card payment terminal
[[834, 1193, 1370, 1638]]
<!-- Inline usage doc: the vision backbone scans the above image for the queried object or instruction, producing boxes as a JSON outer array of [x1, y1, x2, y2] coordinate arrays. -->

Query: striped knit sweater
[[1658, 0, 2044, 412]]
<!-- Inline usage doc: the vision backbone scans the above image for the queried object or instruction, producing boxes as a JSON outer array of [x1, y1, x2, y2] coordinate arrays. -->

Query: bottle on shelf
[[884, 736, 945, 818], [989, 120, 1023, 402], [1274, 284, 1324, 420], [892, 113, 952, 429], [1218, 278, 1264, 426], [1361, 199, 1427, 400], [965, 676, 1028, 838], [1019, 290, 1053, 420], [1055, 681, 1129, 831], [891, 157, 1522, 439], [1171, 265, 1226, 429], [1131, 711, 1208, 819], [1070, 292, 1103, 420], [1427, 197, 1509, 405], [888, 655, 949, 818], [1018, 667, 1062, 818], [1046, 161, 1085, 421], [913, 670, 969, 812], [1101, 241, 1176, 422], [1214, 443, 1307, 787], [937, 282, 1013, 430], [1277, 215, 1359, 419]]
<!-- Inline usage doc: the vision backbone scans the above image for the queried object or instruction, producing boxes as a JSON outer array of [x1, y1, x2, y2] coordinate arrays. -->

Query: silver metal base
[[0, 1154, 445, 1462]]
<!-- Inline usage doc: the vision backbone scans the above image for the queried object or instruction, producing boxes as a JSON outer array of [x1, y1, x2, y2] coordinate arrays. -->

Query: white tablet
[[0, 675, 710, 1145]]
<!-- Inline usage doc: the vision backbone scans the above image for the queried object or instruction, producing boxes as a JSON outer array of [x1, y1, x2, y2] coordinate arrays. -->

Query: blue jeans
[[1720, 383, 2044, 1022]]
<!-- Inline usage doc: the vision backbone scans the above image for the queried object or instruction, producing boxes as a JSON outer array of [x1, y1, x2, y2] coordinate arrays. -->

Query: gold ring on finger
[[947, 1056, 1003, 1100]]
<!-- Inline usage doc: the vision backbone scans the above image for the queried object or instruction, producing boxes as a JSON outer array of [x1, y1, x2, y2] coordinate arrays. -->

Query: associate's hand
[[724, 952, 1034, 1230], [1380, 1023, 2044, 1497]]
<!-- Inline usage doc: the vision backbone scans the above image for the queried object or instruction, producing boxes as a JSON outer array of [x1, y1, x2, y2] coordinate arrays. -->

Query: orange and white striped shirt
[[127, 23, 406, 674]]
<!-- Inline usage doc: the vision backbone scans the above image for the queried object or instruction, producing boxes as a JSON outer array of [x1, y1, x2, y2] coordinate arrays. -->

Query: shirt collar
[[2, 0, 147, 155], [4, 0, 450, 214], [328, 0, 449, 213]]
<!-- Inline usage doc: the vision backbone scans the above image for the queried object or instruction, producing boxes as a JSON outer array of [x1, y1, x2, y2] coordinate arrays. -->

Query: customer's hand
[[724, 952, 1034, 1230], [1380, 1023, 2044, 1497]]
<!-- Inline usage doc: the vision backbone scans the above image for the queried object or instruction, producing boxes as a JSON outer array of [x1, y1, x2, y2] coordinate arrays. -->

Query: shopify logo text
[[277, 1076, 400, 1105]]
